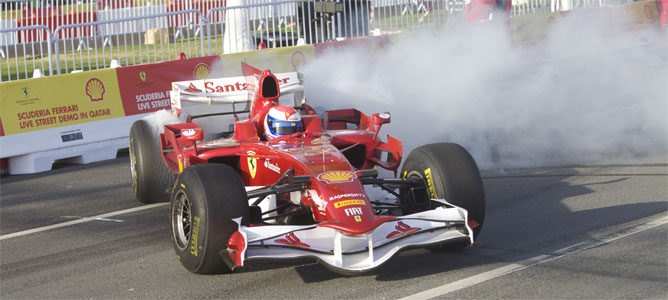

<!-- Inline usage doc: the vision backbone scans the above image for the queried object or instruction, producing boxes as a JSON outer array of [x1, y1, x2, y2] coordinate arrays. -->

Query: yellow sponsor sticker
[[424, 168, 438, 199], [318, 170, 355, 184], [247, 151, 258, 179], [190, 216, 200, 256], [334, 199, 366, 208]]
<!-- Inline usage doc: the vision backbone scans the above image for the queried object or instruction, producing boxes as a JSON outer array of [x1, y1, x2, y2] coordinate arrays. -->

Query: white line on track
[[62, 216, 126, 223], [400, 215, 668, 300], [0, 203, 168, 241]]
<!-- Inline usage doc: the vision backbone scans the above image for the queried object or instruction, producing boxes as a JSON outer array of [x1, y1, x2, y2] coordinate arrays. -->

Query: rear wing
[[170, 72, 303, 117]]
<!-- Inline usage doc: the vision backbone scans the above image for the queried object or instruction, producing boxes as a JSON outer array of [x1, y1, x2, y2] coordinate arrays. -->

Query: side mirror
[[181, 128, 204, 142], [372, 112, 391, 126], [372, 112, 391, 140]]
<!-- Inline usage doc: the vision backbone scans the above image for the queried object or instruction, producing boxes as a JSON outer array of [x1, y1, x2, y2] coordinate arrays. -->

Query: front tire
[[401, 143, 486, 239], [170, 164, 250, 274]]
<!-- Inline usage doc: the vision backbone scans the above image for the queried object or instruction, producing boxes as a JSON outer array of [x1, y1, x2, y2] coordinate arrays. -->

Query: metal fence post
[[53, 30, 61, 75], [47, 32, 53, 76], [205, 13, 213, 56], [199, 12, 206, 57]]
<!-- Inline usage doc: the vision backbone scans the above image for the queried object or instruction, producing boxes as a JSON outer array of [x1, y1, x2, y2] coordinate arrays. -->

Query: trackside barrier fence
[[2, 0, 633, 83], [0, 24, 53, 76], [51, 9, 206, 75]]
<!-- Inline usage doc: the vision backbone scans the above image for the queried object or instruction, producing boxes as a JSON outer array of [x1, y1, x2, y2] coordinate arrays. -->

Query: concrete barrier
[[0, 56, 223, 174]]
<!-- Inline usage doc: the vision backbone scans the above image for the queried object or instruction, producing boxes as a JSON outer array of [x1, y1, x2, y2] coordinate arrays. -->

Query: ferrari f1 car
[[129, 62, 485, 275]]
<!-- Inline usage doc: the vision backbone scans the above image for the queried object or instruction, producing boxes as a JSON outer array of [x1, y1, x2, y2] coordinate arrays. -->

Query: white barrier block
[[1, 114, 148, 174], [8, 137, 128, 175], [33, 69, 45, 78], [224, 0, 253, 54]]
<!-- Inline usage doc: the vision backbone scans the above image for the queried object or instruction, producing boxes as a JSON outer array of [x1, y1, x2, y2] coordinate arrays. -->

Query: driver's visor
[[268, 119, 303, 136]]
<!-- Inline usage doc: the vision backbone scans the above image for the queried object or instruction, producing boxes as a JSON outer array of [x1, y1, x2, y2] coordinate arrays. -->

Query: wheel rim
[[129, 137, 138, 195], [172, 190, 192, 251]]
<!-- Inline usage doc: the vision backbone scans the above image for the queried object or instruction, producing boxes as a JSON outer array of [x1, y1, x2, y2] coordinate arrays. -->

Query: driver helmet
[[263, 105, 303, 140]]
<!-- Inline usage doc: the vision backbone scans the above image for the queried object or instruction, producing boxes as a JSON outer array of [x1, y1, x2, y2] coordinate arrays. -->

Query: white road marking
[[0, 203, 168, 241], [62, 216, 126, 223], [400, 215, 668, 300]]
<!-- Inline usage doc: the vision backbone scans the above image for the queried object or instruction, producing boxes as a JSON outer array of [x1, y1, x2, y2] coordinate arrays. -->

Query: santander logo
[[274, 232, 309, 247], [386, 221, 420, 239]]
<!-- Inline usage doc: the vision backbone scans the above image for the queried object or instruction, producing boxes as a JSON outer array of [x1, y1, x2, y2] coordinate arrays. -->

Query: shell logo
[[290, 50, 305, 72], [193, 63, 210, 80], [85, 78, 105, 102], [317, 171, 355, 184], [644, 4, 653, 19]]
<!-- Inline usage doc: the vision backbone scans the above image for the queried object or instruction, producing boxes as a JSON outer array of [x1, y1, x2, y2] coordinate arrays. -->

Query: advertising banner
[[312, 35, 390, 56], [116, 56, 224, 116], [610, 0, 661, 30], [0, 70, 123, 137], [219, 45, 316, 76], [509, 12, 562, 47]]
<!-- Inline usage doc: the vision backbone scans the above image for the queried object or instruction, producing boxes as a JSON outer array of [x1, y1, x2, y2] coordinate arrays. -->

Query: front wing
[[226, 206, 472, 273]]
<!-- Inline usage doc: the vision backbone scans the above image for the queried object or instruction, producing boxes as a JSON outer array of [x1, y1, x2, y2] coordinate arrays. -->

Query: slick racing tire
[[401, 143, 486, 240], [170, 164, 250, 274], [129, 119, 176, 204]]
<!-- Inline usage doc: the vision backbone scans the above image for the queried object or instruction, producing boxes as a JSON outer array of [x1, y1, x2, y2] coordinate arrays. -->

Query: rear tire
[[170, 164, 250, 274], [129, 119, 176, 204], [401, 143, 486, 239]]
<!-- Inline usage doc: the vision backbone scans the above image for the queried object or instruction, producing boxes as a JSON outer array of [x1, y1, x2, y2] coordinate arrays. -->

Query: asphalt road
[[1, 157, 666, 299]]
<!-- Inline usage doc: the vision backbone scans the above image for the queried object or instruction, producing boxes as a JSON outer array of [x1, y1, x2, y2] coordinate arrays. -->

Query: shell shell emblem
[[194, 63, 210, 80], [317, 171, 355, 184], [85, 78, 105, 102], [290, 50, 305, 72]]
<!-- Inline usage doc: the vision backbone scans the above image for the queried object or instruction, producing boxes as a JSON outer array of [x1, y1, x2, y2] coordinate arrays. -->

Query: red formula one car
[[129, 62, 485, 274]]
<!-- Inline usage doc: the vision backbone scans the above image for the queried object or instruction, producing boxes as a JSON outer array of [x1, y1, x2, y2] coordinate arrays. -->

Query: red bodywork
[[160, 62, 403, 235]]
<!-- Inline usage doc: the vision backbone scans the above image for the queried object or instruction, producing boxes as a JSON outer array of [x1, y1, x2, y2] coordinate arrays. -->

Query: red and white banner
[[117, 56, 224, 116]]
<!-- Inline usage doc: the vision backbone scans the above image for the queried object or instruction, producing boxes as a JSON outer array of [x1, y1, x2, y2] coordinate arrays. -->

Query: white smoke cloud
[[141, 109, 180, 133], [303, 12, 668, 170]]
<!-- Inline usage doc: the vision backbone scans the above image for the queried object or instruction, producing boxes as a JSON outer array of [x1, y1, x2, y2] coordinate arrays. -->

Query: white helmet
[[263, 105, 303, 140]]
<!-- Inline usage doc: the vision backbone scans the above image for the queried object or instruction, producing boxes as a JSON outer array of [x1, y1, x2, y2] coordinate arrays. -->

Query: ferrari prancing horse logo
[[247, 151, 258, 179]]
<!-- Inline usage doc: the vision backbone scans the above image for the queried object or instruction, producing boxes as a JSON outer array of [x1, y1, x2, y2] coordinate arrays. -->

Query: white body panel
[[170, 72, 302, 114], [236, 205, 472, 272]]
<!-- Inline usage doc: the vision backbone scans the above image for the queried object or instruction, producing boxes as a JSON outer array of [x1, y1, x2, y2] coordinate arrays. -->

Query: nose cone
[[313, 171, 396, 235]]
